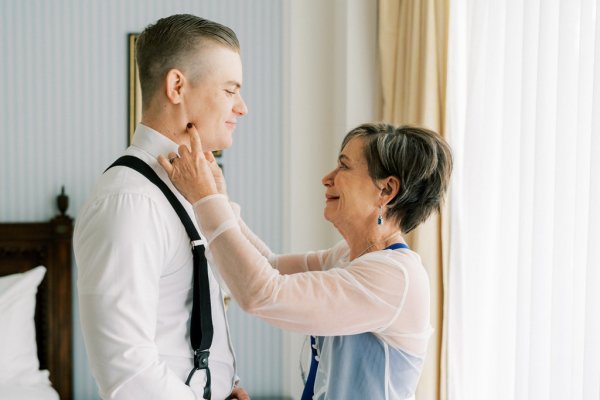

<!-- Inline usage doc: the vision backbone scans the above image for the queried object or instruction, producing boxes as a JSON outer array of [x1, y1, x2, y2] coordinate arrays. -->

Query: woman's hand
[[158, 123, 221, 204], [205, 150, 227, 196], [227, 385, 250, 399]]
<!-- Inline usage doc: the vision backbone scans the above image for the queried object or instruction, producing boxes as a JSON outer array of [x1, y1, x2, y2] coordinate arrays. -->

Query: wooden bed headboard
[[0, 188, 73, 400]]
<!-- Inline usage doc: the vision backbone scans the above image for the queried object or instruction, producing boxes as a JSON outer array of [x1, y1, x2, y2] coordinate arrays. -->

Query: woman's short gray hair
[[341, 123, 453, 233]]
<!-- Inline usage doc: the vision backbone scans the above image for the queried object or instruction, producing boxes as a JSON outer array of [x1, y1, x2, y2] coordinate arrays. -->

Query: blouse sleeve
[[230, 201, 341, 275], [194, 195, 409, 336]]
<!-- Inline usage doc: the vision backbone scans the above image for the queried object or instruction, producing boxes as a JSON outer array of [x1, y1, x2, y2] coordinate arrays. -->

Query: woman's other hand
[[205, 150, 227, 196], [158, 123, 220, 204], [227, 385, 250, 399]]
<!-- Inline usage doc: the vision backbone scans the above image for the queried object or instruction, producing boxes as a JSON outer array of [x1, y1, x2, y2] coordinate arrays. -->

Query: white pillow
[[0, 266, 52, 386]]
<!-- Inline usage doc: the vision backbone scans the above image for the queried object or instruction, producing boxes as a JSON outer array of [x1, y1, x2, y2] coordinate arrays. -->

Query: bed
[[0, 189, 73, 400]]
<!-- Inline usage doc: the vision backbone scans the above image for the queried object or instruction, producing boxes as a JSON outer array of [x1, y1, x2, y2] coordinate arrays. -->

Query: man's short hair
[[135, 14, 239, 109]]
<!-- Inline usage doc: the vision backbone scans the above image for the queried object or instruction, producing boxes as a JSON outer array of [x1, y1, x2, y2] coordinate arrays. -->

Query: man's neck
[[140, 115, 189, 147]]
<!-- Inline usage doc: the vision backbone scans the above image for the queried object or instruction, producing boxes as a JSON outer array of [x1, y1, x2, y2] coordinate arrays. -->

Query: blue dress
[[301, 243, 425, 400], [311, 333, 423, 399]]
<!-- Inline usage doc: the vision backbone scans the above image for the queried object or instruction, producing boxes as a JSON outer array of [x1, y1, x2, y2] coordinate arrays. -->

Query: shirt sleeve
[[193, 195, 409, 337], [74, 192, 198, 400]]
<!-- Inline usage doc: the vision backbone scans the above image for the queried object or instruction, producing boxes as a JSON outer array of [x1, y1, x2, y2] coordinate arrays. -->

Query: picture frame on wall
[[128, 33, 141, 145]]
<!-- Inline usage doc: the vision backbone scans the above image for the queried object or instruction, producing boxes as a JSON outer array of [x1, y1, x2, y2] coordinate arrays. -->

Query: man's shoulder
[[75, 149, 193, 240], [74, 162, 176, 249], [82, 172, 153, 212], [87, 151, 167, 204], [75, 160, 170, 234]]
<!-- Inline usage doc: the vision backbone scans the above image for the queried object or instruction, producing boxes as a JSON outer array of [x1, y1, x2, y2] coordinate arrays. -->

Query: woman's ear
[[380, 176, 400, 202], [165, 69, 185, 104]]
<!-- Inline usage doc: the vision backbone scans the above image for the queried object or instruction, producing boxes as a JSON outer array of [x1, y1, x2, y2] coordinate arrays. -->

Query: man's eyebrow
[[225, 80, 242, 89]]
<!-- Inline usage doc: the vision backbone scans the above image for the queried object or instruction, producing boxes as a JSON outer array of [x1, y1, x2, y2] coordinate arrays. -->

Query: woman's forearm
[[231, 201, 322, 274], [192, 195, 403, 336]]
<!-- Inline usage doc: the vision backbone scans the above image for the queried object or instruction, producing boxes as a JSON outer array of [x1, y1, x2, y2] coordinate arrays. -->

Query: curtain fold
[[378, 1, 450, 399], [446, 0, 600, 398]]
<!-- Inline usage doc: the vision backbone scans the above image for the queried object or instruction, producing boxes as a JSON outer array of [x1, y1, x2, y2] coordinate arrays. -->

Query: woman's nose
[[322, 169, 335, 186]]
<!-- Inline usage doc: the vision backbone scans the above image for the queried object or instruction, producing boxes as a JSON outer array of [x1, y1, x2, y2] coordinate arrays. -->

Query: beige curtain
[[378, 1, 449, 399]]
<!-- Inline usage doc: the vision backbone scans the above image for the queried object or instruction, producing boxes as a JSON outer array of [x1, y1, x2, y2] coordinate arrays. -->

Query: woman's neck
[[340, 224, 405, 261]]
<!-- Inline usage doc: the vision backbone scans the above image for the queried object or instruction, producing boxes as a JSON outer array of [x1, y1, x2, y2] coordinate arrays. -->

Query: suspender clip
[[195, 349, 212, 399], [194, 349, 210, 370], [186, 349, 212, 399]]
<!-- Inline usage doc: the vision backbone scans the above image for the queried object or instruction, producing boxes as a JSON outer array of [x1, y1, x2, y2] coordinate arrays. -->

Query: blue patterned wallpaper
[[0, 1, 285, 398]]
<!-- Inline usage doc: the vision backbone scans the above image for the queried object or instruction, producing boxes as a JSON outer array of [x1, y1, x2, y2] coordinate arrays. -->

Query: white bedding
[[0, 383, 59, 400], [0, 267, 60, 399]]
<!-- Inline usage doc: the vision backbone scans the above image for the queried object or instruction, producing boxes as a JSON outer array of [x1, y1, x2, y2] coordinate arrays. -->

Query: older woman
[[159, 122, 452, 400]]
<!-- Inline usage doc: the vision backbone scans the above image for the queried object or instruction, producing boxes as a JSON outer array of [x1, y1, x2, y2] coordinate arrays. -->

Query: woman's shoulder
[[353, 250, 432, 354], [330, 243, 427, 284], [354, 247, 424, 272], [345, 248, 430, 293]]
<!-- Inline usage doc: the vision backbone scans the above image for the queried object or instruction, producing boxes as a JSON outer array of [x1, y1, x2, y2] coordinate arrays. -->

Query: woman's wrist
[[192, 193, 228, 209]]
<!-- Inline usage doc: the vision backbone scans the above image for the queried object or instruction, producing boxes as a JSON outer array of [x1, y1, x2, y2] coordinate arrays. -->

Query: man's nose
[[234, 95, 248, 116]]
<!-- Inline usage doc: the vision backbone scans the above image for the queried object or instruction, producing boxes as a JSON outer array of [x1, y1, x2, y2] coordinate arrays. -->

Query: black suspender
[[106, 155, 213, 399]]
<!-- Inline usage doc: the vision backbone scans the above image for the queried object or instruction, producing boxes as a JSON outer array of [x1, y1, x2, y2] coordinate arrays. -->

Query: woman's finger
[[187, 123, 204, 157], [166, 152, 179, 164], [205, 151, 216, 163], [157, 154, 173, 175], [178, 144, 191, 159], [205, 153, 222, 174]]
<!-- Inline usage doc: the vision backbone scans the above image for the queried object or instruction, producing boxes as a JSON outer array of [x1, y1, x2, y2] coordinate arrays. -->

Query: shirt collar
[[131, 123, 180, 159]]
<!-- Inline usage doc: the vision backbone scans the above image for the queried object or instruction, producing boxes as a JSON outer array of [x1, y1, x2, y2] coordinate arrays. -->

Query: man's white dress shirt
[[74, 124, 236, 400]]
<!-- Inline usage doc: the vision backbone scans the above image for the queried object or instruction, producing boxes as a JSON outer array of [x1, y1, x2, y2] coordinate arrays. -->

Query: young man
[[74, 14, 248, 399]]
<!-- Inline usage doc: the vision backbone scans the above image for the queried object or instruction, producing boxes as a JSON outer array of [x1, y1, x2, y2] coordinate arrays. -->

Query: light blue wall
[[0, 1, 284, 398]]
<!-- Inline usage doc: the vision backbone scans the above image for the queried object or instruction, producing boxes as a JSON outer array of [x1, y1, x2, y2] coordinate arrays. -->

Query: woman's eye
[[225, 90, 236, 95]]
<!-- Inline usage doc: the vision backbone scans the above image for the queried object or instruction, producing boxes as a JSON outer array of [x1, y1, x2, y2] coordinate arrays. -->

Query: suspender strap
[[106, 155, 213, 399]]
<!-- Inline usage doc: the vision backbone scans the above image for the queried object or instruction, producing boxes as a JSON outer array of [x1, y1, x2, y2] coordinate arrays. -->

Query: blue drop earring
[[377, 206, 383, 225]]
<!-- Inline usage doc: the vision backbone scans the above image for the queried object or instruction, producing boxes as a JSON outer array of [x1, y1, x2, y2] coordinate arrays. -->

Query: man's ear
[[380, 176, 400, 202], [165, 69, 185, 104]]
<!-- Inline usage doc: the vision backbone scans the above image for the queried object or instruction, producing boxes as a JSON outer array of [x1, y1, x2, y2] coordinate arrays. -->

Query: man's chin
[[204, 142, 231, 153], [218, 137, 234, 150]]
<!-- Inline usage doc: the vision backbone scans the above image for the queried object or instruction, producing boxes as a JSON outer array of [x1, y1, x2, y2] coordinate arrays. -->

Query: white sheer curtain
[[446, 0, 600, 399]]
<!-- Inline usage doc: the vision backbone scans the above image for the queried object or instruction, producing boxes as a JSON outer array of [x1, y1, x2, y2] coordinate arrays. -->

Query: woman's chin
[[323, 209, 336, 225]]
